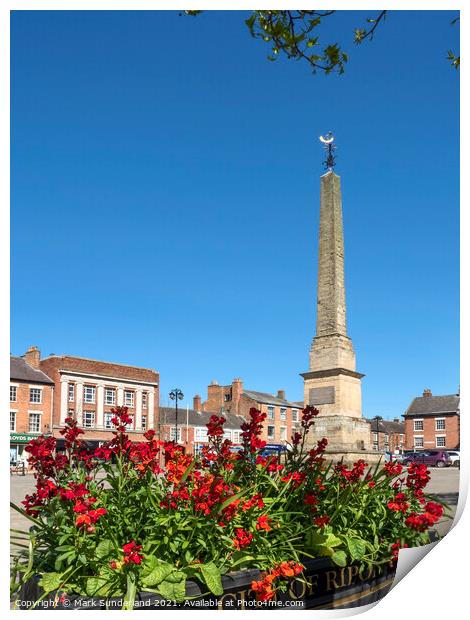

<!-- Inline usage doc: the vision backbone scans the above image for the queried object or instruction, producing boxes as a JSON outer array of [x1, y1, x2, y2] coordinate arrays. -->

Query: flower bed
[[11, 406, 447, 610]]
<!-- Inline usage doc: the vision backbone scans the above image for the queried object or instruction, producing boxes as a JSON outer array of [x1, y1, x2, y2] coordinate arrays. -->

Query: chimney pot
[[423, 389, 432, 397], [277, 389, 285, 400], [24, 345, 41, 368]]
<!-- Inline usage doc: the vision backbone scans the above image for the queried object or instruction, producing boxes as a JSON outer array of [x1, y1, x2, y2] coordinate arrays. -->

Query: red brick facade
[[10, 351, 55, 463], [38, 354, 159, 445], [202, 379, 301, 446], [367, 418, 405, 453], [403, 390, 460, 450]]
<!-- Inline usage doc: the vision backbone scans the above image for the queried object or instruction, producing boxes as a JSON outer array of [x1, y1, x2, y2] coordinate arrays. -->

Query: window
[[384, 433, 389, 446], [142, 392, 148, 409], [84, 386, 96, 404], [267, 406, 275, 420], [10, 411, 16, 431], [413, 420, 424, 432], [10, 386, 17, 402], [124, 390, 134, 407], [29, 388, 42, 403], [141, 415, 147, 431], [436, 419, 446, 431], [68, 384, 74, 402], [414, 436, 424, 448], [436, 436, 446, 448], [280, 408, 287, 421], [104, 412, 114, 429], [83, 411, 95, 428], [195, 428, 208, 442], [280, 426, 287, 441], [105, 388, 116, 406], [224, 392, 231, 402], [29, 413, 41, 433], [292, 409, 298, 422], [170, 427, 182, 442], [267, 425, 275, 439]]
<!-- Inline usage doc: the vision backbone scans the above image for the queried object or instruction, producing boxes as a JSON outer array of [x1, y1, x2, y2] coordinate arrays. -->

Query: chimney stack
[[24, 345, 40, 368], [193, 395, 202, 412], [423, 389, 432, 398], [277, 390, 285, 400]]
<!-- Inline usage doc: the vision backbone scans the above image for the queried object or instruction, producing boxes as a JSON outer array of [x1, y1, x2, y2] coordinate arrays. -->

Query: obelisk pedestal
[[301, 169, 375, 461]]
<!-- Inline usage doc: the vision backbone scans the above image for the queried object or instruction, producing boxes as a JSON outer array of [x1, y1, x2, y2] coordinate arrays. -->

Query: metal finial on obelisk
[[319, 131, 336, 171]]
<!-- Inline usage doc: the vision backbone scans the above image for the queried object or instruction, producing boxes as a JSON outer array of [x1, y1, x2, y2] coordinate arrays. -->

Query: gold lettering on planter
[[325, 570, 341, 591], [358, 565, 374, 582], [307, 573, 319, 596], [218, 592, 237, 609], [289, 579, 306, 599], [338, 568, 347, 588], [238, 589, 247, 609], [347, 565, 359, 586]]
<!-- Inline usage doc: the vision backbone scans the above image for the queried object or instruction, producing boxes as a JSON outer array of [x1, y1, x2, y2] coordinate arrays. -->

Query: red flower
[[256, 515, 272, 532], [314, 515, 330, 528], [206, 415, 226, 437], [122, 541, 144, 565], [384, 461, 403, 477], [387, 492, 409, 513], [233, 528, 253, 549]]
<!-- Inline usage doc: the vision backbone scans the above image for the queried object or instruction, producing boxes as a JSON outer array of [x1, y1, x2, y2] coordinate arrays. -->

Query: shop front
[[10, 433, 39, 464]]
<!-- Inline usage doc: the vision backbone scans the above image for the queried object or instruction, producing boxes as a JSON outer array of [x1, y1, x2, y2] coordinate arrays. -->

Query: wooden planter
[[17, 558, 395, 610]]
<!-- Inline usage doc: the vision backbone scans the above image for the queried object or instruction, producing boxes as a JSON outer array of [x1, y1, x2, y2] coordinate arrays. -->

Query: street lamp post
[[373, 416, 383, 451], [169, 388, 184, 444]]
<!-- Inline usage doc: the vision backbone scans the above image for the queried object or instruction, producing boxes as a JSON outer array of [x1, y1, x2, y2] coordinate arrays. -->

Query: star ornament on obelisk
[[300, 132, 374, 457]]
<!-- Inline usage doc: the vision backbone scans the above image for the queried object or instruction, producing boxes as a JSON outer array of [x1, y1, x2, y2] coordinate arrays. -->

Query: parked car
[[402, 450, 452, 468], [445, 451, 460, 467]]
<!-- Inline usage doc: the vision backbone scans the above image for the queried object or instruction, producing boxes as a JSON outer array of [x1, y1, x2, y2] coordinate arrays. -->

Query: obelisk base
[[306, 414, 373, 453]]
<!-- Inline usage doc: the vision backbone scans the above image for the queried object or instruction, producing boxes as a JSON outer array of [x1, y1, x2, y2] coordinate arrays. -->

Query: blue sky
[[11, 10, 459, 417]]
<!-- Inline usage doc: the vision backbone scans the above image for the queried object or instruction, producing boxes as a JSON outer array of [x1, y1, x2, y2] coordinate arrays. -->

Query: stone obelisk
[[301, 134, 372, 455]]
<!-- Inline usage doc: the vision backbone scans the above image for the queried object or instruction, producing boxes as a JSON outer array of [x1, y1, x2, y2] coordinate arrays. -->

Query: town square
[[9, 7, 459, 612]]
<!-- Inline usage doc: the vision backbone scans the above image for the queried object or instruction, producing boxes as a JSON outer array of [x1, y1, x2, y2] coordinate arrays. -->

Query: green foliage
[[200, 562, 223, 596], [184, 10, 459, 75]]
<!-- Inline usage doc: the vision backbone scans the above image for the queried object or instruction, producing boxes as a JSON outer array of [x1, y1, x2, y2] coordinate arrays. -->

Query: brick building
[[159, 395, 245, 454], [10, 353, 55, 463], [18, 346, 159, 448], [403, 389, 460, 450], [366, 418, 405, 453], [202, 378, 301, 446]]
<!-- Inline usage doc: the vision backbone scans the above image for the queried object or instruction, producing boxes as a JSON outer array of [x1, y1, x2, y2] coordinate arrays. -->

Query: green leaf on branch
[[200, 562, 223, 596], [346, 538, 367, 561], [141, 558, 175, 587], [95, 539, 114, 560], [39, 572, 62, 593], [157, 577, 186, 602], [331, 550, 348, 567]]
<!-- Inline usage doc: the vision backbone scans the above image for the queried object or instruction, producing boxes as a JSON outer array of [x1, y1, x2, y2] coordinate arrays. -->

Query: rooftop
[[159, 407, 246, 430], [10, 356, 54, 385], [243, 390, 299, 408], [405, 394, 460, 416]]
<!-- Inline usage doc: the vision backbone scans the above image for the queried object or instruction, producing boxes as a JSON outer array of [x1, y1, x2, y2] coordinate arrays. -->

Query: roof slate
[[10, 356, 54, 385], [159, 407, 246, 430], [405, 394, 460, 416], [365, 418, 404, 433], [243, 390, 299, 408]]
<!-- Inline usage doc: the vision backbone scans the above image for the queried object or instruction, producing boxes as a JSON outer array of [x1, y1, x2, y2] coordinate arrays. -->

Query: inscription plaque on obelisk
[[301, 133, 372, 454]]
